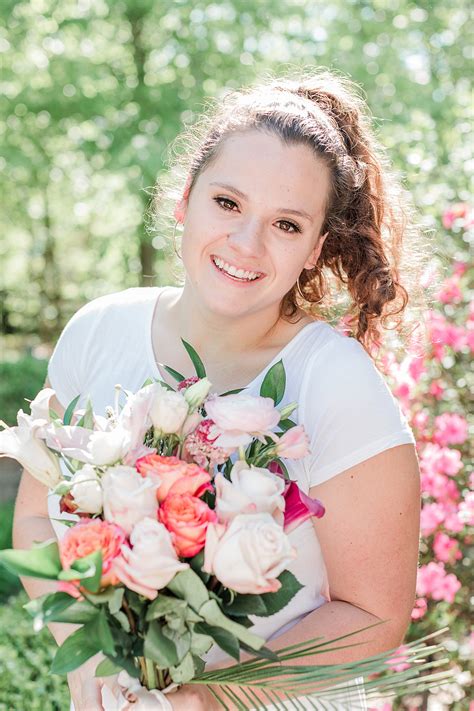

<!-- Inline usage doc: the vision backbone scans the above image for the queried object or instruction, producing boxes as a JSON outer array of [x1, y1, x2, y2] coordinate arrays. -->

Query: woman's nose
[[227, 218, 266, 257]]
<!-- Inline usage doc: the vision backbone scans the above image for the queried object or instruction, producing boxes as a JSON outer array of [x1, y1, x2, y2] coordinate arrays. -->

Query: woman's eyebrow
[[209, 181, 314, 222]]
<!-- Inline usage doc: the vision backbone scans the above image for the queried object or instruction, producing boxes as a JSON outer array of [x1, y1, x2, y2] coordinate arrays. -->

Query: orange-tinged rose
[[59, 519, 126, 589], [136, 455, 212, 502], [158, 493, 217, 558]]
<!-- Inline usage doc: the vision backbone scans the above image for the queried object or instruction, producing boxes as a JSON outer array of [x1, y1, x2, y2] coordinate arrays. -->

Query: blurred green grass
[[0, 356, 48, 427]]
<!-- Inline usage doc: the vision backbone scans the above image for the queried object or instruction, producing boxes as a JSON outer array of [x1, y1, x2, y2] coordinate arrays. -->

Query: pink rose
[[203, 513, 297, 594], [275, 425, 310, 459], [102, 465, 159, 535], [411, 597, 427, 621], [158, 493, 217, 557], [205, 393, 280, 448], [386, 645, 410, 673], [113, 518, 188, 599], [184, 419, 235, 468], [136, 455, 212, 502], [433, 413, 468, 447], [416, 561, 461, 603], [59, 519, 126, 591], [215, 461, 285, 523]]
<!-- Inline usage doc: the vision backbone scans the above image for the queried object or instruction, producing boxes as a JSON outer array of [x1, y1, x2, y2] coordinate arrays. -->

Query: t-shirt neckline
[[146, 286, 324, 393]]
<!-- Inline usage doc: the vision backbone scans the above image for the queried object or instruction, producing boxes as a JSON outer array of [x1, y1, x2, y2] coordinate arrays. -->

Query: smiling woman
[[14, 68, 425, 710]]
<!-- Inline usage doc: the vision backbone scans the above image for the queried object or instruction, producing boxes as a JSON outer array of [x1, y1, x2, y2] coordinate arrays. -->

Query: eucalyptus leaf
[[170, 652, 195, 684], [112, 610, 130, 632], [260, 360, 286, 405], [190, 629, 214, 656], [146, 594, 187, 622], [181, 339, 206, 378], [167, 568, 209, 612], [0, 541, 61, 580]]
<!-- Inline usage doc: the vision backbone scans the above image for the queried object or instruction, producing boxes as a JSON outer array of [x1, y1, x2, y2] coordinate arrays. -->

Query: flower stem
[[145, 657, 157, 689]]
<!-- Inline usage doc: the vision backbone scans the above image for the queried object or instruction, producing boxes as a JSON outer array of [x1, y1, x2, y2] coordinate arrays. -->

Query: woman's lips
[[210, 255, 265, 285]]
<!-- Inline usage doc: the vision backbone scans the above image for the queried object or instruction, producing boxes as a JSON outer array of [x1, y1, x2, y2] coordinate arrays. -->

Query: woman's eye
[[214, 196, 238, 211], [277, 220, 301, 234]]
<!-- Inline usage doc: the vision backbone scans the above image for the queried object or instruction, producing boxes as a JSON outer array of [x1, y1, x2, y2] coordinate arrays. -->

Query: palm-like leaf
[[189, 625, 452, 709]]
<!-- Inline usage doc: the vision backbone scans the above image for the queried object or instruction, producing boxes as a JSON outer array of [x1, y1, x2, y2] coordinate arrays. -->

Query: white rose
[[149, 385, 189, 434], [102, 465, 158, 535], [203, 513, 296, 594], [70, 465, 103, 514], [113, 518, 188, 599], [215, 461, 285, 523]]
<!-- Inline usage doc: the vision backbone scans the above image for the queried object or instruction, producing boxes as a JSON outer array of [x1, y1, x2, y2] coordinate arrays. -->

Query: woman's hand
[[167, 684, 221, 711], [67, 654, 119, 710]]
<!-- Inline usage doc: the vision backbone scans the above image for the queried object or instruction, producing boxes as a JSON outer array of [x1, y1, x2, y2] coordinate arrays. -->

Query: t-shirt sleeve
[[299, 335, 416, 488], [47, 293, 113, 410]]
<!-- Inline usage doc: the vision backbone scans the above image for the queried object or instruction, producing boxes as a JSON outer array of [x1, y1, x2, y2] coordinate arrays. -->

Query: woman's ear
[[173, 175, 193, 224], [304, 231, 328, 270]]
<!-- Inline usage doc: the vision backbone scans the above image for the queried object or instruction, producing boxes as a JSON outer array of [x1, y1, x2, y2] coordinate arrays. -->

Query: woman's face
[[179, 129, 331, 320]]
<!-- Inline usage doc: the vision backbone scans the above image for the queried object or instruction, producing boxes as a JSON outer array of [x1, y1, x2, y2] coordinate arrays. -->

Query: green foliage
[[0, 592, 69, 710], [0, 357, 48, 426], [0, 502, 21, 601]]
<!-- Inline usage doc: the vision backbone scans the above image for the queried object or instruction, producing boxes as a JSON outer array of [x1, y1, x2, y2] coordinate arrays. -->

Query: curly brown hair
[[150, 68, 430, 360]]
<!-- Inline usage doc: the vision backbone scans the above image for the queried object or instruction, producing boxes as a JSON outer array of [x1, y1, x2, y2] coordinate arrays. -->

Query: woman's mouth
[[211, 255, 265, 283]]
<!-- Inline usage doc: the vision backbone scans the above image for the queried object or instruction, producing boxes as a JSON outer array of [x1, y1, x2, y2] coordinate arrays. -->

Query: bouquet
[[0, 341, 452, 708]]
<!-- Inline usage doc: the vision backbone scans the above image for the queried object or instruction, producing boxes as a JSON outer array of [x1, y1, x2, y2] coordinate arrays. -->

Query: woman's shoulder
[[71, 286, 162, 319]]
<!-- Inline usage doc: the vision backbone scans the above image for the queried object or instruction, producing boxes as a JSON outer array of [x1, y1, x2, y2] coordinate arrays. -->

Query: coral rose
[[158, 493, 217, 557], [59, 519, 126, 590], [136, 455, 212, 503]]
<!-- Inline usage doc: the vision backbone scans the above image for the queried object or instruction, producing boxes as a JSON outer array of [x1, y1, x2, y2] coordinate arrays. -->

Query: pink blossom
[[411, 597, 427, 620], [441, 202, 471, 229], [442, 502, 464, 533], [276, 425, 310, 459], [467, 328, 474, 353], [411, 410, 430, 438], [386, 645, 410, 672], [433, 532, 462, 564], [458, 491, 474, 526], [452, 260, 468, 277], [407, 355, 426, 383], [437, 276, 463, 304], [421, 470, 459, 503], [429, 380, 445, 400], [420, 442, 463, 477], [420, 502, 445, 536], [416, 561, 461, 603], [434, 413, 468, 446], [183, 418, 234, 468], [206, 392, 281, 448]]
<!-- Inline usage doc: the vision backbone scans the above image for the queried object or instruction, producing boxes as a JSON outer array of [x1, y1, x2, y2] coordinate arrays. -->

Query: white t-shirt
[[48, 286, 415, 707]]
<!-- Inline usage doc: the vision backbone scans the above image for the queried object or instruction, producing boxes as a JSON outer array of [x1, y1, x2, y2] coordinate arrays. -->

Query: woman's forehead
[[200, 130, 330, 211]]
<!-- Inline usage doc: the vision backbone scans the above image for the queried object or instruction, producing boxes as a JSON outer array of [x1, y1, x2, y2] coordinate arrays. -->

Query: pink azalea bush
[[358, 204, 472, 710]]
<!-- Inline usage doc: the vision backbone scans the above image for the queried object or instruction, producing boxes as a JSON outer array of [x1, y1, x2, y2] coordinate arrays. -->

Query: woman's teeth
[[212, 256, 261, 281]]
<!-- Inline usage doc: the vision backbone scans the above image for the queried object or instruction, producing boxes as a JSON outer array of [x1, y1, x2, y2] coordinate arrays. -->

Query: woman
[[14, 70, 421, 710]]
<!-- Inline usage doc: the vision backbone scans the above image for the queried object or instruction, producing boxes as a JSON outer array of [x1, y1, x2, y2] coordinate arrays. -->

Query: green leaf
[[162, 364, 186, 382], [199, 599, 264, 651], [163, 625, 191, 659], [195, 621, 240, 661], [24, 592, 77, 628], [51, 617, 102, 674], [278, 418, 297, 432], [0, 541, 61, 580], [140, 377, 154, 388], [63, 394, 81, 426], [170, 652, 195, 684], [181, 339, 206, 378], [57, 550, 102, 593], [219, 387, 244, 396], [47, 599, 98, 624], [112, 610, 130, 632], [224, 594, 268, 617], [95, 657, 122, 677], [76, 396, 94, 429], [144, 620, 179, 667], [258, 570, 303, 617], [96, 609, 116, 657], [189, 550, 210, 584], [239, 642, 279, 662], [260, 360, 286, 405], [166, 568, 209, 612], [87, 586, 124, 614]]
